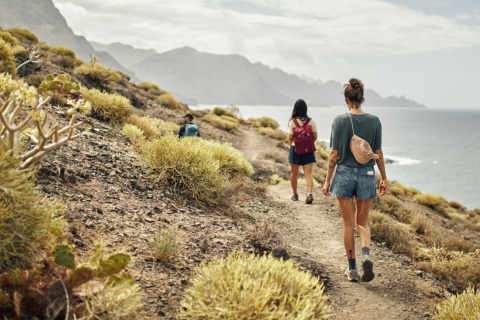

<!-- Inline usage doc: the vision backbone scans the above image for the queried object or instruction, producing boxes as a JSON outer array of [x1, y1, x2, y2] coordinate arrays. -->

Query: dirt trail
[[239, 126, 443, 320]]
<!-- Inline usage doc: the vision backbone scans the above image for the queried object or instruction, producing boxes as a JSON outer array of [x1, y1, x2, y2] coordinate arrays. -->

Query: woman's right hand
[[322, 181, 331, 196]]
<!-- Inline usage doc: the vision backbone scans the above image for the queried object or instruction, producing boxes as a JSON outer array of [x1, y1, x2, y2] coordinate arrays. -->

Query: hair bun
[[349, 78, 364, 91]]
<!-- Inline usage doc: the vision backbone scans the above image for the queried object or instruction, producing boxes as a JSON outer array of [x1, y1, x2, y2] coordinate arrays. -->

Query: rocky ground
[[35, 109, 449, 319]]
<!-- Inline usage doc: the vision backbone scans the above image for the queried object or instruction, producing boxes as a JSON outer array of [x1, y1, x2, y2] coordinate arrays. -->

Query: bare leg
[[356, 198, 373, 249], [290, 164, 299, 195], [303, 163, 314, 194], [337, 197, 356, 260]]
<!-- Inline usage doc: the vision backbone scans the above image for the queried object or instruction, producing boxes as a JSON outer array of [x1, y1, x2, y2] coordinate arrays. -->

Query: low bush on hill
[[49, 46, 83, 69], [74, 62, 123, 88], [139, 135, 253, 205], [156, 92, 182, 109], [153, 227, 182, 263], [80, 87, 132, 124], [414, 193, 448, 210], [0, 30, 18, 47], [202, 113, 239, 131], [0, 146, 55, 272], [178, 251, 331, 320], [137, 81, 167, 96], [416, 247, 480, 293], [126, 114, 160, 139], [6, 28, 38, 43], [212, 106, 237, 118], [434, 286, 480, 320], [389, 181, 420, 197], [0, 38, 17, 75], [369, 210, 416, 256], [373, 194, 413, 223], [249, 116, 280, 129]]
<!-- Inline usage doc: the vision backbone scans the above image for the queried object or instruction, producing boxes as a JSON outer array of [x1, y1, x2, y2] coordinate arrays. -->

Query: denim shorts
[[330, 164, 376, 199], [288, 146, 316, 166]]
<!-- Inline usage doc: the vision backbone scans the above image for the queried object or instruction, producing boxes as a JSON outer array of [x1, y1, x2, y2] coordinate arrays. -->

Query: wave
[[385, 155, 421, 166]]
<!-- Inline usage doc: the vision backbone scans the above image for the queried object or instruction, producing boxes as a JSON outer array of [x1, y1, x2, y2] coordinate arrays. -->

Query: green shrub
[[202, 113, 239, 131], [6, 28, 38, 43], [434, 286, 480, 320], [315, 144, 330, 161], [249, 116, 280, 129], [448, 200, 464, 209], [80, 87, 132, 124], [369, 210, 416, 256], [0, 31, 18, 47], [178, 251, 331, 320], [74, 63, 122, 86], [203, 139, 254, 178], [389, 181, 420, 197], [0, 146, 53, 272], [257, 127, 288, 140], [0, 38, 17, 75]]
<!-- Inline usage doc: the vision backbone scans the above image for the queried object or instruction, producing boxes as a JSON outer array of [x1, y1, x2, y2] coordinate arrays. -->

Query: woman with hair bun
[[321, 78, 388, 282]]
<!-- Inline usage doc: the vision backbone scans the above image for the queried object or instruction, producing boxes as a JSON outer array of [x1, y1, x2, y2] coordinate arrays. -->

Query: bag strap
[[292, 117, 310, 127], [347, 113, 356, 135]]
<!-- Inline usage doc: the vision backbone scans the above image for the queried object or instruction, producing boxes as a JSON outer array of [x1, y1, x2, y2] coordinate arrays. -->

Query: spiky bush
[[74, 63, 122, 86], [0, 146, 53, 272], [153, 227, 181, 263], [416, 248, 480, 293], [126, 114, 160, 139], [77, 274, 143, 320], [49, 46, 76, 59], [249, 116, 280, 129], [137, 81, 166, 96], [156, 92, 181, 109], [414, 193, 449, 214], [434, 286, 480, 320], [140, 136, 225, 205], [212, 106, 236, 118], [369, 210, 416, 256], [80, 87, 132, 124], [0, 38, 17, 75], [6, 28, 38, 43], [122, 123, 145, 141], [202, 114, 239, 131], [0, 31, 18, 47], [389, 181, 420, 197], [140, 136, 253, 205], [178, 251, 331, 320], [257, 126, 288, 141]]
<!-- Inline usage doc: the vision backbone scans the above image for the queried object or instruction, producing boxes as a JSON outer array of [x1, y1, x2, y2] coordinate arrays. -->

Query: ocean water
[[194, 105, 480, 209]]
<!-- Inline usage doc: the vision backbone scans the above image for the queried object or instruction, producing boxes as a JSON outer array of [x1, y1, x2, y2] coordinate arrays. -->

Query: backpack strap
[[292, 117, 310, 127], [347, 113, 356, 135]]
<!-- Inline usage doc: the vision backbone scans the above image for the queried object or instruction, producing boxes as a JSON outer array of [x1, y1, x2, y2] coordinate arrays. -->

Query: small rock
[[42, 185, 54, 194]]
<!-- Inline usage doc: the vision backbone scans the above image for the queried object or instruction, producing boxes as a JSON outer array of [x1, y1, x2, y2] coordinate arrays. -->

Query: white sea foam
[[385, 155, 421, 166]]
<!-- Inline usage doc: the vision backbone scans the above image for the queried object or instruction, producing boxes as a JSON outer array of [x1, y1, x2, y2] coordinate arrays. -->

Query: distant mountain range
[[0, 0, 425, 108]]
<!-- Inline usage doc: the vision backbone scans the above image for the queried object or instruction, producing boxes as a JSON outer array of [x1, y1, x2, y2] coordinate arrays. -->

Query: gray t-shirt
[[330, 113, 382, 167]]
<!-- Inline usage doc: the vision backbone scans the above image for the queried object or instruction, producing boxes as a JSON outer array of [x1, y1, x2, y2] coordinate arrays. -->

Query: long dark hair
[[291, 99, 308, 120]]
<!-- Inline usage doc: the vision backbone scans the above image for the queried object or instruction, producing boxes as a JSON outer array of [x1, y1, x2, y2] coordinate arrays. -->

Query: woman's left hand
[[379, 180, 388, 196]]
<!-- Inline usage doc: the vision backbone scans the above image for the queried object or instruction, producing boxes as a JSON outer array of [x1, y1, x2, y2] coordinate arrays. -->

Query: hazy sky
[[51, 0, 480, 109]]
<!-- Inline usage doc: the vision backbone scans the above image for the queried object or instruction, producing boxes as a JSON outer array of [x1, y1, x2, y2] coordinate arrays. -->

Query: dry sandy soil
[[37, 116, 446, 319]]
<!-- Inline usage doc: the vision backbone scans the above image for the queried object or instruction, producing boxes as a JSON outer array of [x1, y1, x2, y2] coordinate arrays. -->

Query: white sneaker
[[362, 257, 375, 282], [345, 268, 359, 282]]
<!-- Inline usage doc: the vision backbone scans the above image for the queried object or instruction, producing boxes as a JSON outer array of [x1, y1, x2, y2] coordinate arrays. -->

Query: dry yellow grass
[[0, 38, 16, 75], [434, 286, 480, 320], [80, 87, 132, 124]]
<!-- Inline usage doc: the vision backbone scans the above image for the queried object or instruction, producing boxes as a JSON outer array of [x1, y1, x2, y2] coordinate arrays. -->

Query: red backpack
[[292, 118, 316, 155]]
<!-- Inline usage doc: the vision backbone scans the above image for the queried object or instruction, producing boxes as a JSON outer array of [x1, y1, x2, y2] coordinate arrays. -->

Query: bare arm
[[321, 149, 339, 196], [374, 149, 388, 196], [289, 134, 294, 145]]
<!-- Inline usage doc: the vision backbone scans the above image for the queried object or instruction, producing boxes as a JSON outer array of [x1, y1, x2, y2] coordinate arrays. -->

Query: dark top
[[330, 113, 382, 167]]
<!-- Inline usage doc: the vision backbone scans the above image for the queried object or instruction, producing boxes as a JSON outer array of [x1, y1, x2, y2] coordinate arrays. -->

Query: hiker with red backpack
[[288, 99, 317, 204]]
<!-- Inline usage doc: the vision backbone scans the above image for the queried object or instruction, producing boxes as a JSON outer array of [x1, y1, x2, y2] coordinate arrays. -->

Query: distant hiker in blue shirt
[[178, 113, 200, 138]]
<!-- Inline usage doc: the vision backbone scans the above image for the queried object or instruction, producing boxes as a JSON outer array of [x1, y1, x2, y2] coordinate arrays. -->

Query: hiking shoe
[[305, 193, 314, 204], [291, 194, 299, 201], [361, 257, 375, 282], [345, 268, 359, 282]]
